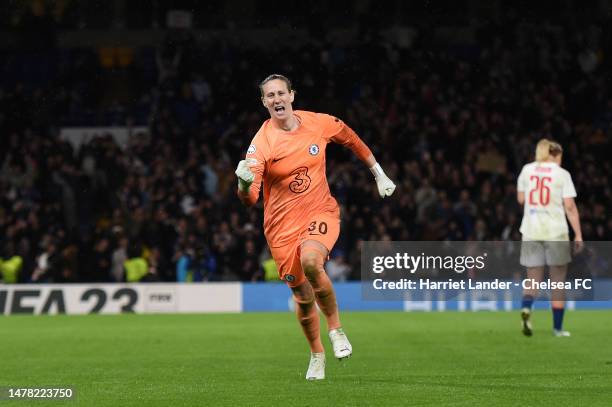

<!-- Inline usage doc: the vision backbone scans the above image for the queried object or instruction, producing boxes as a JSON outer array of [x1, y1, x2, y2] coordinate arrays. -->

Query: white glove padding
[[370, 163, 396, 198], [235, 158, 257, 192]]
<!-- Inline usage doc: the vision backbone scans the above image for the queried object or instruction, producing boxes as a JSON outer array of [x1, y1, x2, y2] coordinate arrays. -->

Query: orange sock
[[293, 283, 324, 353], [302, 248, 341, 331], [313, 272, 341, 330]]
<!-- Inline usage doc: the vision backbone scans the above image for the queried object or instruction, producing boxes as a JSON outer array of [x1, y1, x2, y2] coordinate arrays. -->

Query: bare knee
[[292, 283, 315, 309], [549, 265, 567, 281], [301, 252, 322, 280]]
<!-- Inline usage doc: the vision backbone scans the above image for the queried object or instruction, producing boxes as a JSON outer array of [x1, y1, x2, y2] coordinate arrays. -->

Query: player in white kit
[[517, 139, 583, 337]]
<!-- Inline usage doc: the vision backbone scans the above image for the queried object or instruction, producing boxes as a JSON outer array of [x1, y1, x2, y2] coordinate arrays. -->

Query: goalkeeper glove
[[235, 158, 257, 192], [369, 163, 396, 198]]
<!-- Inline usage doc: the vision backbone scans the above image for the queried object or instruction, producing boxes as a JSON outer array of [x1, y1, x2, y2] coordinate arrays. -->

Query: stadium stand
[[0, 1, 610, 283]]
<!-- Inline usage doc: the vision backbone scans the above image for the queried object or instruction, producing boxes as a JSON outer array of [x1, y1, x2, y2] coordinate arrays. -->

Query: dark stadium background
[[1, 0, 610, 284]]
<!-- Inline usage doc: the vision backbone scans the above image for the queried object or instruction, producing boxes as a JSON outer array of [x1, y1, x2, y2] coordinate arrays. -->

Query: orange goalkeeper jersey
[[239, 110, 372, 248]]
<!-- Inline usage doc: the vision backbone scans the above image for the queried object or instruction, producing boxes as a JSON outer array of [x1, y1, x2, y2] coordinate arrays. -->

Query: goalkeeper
[[235, 74, 396, 381]]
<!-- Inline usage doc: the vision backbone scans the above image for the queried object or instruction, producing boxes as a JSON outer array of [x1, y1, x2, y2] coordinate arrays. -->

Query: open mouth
[[274, 106, 285, 113]]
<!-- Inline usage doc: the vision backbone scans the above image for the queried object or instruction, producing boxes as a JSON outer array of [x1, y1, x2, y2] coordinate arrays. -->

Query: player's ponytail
[[535, 139, 551, 162], [535, 138, 563, 162]]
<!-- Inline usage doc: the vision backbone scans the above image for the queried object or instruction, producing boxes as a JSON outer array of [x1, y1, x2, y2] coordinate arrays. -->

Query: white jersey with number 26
[[517, 161, 576, 241]]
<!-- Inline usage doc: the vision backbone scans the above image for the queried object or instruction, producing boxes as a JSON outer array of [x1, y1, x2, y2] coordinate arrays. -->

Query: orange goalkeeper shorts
[[269, 209, 340, 288]]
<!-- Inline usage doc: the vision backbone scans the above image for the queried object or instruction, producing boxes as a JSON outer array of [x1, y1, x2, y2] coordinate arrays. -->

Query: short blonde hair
[[535, 138, 563, 162]]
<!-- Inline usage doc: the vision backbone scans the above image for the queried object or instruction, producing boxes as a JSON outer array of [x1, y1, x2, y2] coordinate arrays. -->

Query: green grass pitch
[[1, 311, 611, 406]]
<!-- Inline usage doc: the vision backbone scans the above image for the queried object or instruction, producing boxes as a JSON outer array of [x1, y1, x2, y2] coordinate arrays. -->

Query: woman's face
[[261, 79, 295, 121]]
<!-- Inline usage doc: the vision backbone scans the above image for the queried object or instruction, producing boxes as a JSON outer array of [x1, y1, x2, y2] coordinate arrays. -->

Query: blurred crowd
[[1, 15, 611, 283]]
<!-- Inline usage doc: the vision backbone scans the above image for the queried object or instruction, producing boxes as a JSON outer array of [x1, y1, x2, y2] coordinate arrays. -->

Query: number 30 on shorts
[[308, 221, 328, 235]]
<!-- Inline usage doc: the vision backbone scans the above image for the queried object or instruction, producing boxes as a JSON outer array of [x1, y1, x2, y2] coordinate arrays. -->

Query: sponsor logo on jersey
[[247, 144, 256, 154], [285, 275, 295, 282], [288, 167, 311, 193], [309, 144, 319, 156]]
